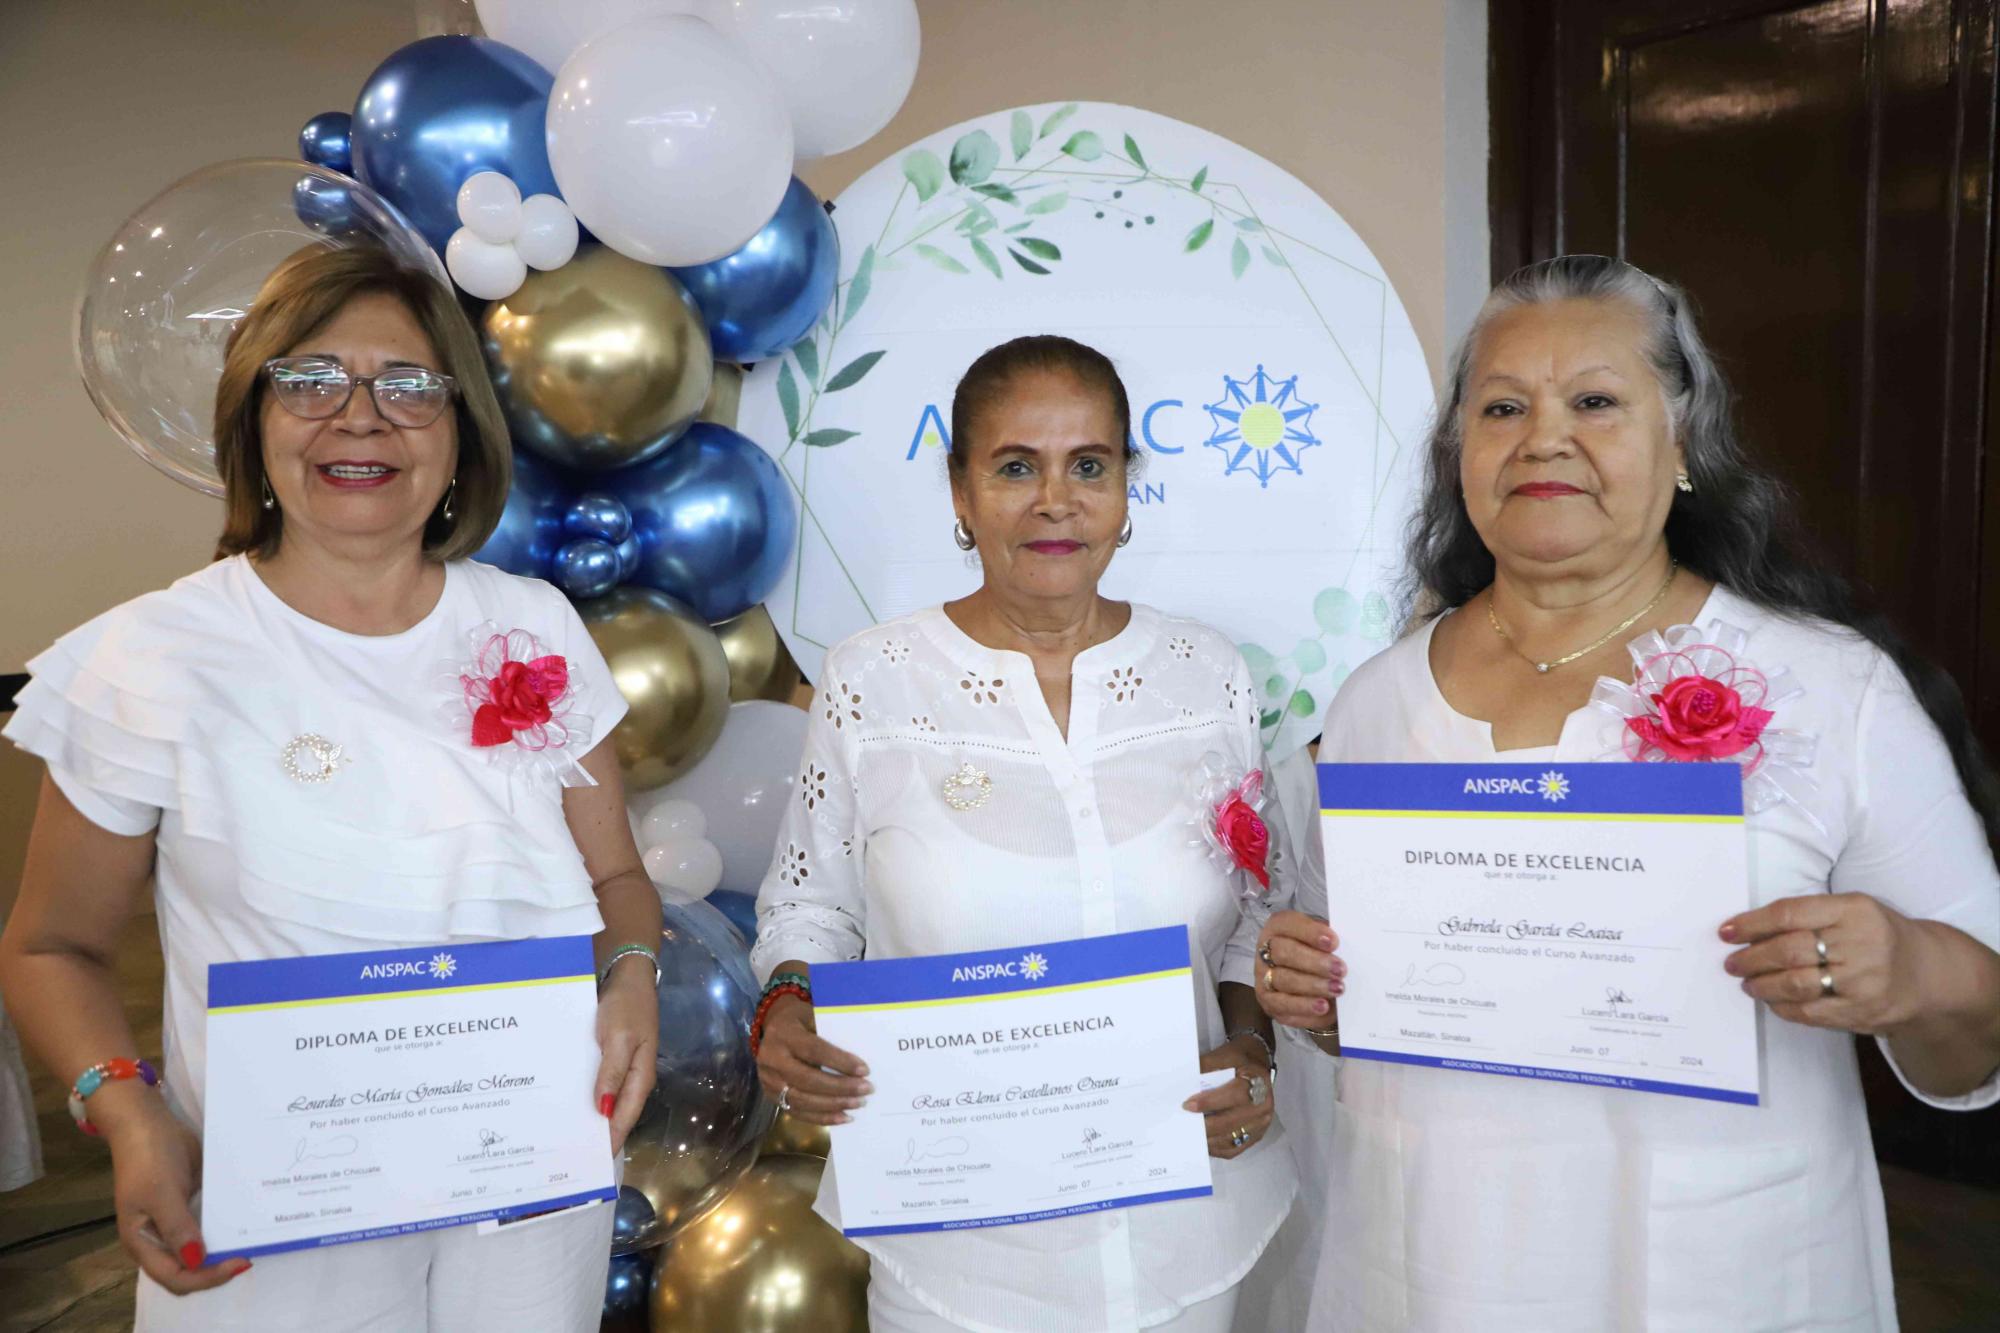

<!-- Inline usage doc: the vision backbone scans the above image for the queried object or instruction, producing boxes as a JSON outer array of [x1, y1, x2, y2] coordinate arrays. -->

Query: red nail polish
[[598, 1092, 614, 1118], [179, 1241, 205, 1270]]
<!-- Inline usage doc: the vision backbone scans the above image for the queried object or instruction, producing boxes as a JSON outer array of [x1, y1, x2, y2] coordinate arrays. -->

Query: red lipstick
[[1512, 481, 1584, 498], [1025, 540, 1085, 555]]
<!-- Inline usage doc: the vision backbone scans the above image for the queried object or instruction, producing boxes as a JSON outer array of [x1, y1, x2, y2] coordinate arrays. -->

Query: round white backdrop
[[740, 101, 1433, 758]]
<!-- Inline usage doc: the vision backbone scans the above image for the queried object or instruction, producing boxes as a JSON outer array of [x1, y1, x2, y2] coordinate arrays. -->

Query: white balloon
[[644, 837, 724, 900], [546, 15, 796, 266], [444, 228, 527, 299], [472, 0, 696, 73], [513, 193, 580, 270], [704, 0, 919, 161], [455, 171, 523, 243], [638, 796, 707, 845], [655, 700, 807, 894]]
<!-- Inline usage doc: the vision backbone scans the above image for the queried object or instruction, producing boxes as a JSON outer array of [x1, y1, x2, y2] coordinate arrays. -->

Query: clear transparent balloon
[[74, 159, 441, 497], [616, 897, 774, 1254]]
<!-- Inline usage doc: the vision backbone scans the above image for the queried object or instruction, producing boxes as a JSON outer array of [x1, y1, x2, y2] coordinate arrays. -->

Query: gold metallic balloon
[[648, 1154, 868, 1333], [700, 360, 744, 428], [483, 246, 713, 472], [757, 1109, 830, 1160], [713, 604, 804, 704], [580, 588, 731, 791]]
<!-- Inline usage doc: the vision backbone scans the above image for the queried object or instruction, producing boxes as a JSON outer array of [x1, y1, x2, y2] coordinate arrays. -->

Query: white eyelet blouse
[[750, 603, 1298, 1333]]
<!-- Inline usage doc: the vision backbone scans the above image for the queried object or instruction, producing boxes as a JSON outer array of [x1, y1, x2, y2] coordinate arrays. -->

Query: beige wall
[[0, 0, 1479, 894]]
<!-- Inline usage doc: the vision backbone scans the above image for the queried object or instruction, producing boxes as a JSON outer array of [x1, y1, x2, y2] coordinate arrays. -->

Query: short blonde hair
[[212, 245, 511, 561]]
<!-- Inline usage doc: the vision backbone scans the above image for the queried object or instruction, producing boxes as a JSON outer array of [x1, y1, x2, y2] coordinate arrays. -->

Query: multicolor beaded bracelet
[[68, 1058, 161, 1136], [749, 973, 813, 1058]]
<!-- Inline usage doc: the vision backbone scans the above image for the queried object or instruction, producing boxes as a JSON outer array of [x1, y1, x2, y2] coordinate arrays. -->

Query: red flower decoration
[[458, 629, 573, 751], [1625, 673, 1774, 762], [1216, 790, 1272, 890]]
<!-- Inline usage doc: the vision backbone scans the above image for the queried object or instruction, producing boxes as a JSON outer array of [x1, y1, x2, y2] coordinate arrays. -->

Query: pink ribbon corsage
[[438, 623, 596, 787], [1192, 753, 1275, 903], [1587, 620, 1819, 823]]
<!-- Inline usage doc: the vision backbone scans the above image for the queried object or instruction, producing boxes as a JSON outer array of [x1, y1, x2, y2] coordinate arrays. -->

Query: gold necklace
[[1486, 562, 1678, 674]]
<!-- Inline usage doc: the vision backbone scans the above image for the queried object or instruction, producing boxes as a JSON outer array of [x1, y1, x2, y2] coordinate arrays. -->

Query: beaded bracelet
[[749, 977, 812, 1058], [68, 1058, 160, 1136], [597, 943, 661, 993]]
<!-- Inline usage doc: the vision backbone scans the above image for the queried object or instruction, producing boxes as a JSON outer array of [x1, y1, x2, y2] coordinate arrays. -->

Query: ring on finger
[[1263, 966, 1276, 991], [777, 1084, 790, 1112], [1813, 930, 1829, 964], [1258, 942, 1276, 967], [1819, 966, 1837, 997], [1229, 1125, 1251, 1149], [1245, 1074, 1269, 1107]]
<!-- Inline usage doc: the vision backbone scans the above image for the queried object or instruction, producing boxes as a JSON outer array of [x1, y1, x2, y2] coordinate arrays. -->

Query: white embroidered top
[[3, 556, 627, 1130], [1299, 586, 2000, 1332], [750, 604, 1297, 1333]]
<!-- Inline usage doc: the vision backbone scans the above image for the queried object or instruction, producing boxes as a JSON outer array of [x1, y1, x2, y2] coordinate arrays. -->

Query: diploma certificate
[[810, 927, 1218, 1237], [1322, 763, 1760, 1104], [200, 936, 615, 1261]]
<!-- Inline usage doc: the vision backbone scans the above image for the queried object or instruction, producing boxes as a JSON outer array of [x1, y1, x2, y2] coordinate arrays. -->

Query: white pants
[[135, 1198, 613, 1332], [866, 1261, 1242, 1333]]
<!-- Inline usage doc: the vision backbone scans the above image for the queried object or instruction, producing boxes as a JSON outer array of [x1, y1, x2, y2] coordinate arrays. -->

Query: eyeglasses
[[262, 357, 458, 429]]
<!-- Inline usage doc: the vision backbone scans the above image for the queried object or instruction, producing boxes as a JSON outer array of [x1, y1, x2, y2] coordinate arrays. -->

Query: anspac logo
[[1459, 771, 1571, 803], [1202, 365, 1321, 488], [949, 950, 1052, 984], [357, 952, 458, 983]]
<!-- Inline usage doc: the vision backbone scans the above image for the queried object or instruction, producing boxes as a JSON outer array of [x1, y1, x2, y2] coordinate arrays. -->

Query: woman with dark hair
[[1257, 256, 2000, 1330], [749, 335, 1296, 1331], [0, 244, 659, 1331]]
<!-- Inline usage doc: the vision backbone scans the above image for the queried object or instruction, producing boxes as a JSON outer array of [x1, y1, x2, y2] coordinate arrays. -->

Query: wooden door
[[1489, 0, 2000, 1183]]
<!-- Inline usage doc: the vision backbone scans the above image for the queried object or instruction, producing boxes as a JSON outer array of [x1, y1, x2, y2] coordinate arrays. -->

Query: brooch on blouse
[[436, 623, 597, 788], [941, 761, 993, 812], [280, 733, 346, 784]]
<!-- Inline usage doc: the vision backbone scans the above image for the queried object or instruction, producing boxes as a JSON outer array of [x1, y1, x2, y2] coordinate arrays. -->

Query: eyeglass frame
[[260, 356, 460, 428]]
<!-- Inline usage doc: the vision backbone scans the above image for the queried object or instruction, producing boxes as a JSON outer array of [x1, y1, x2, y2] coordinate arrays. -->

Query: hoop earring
[[952, 518, 975, 551], [261, 477, 276, 511], [441, 477, 457, 523], [1116, 515, 1133, 547], [1675, 470, 1694, 494]]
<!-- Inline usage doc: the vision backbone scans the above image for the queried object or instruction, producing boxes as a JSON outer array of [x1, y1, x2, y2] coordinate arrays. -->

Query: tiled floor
[[3, 916, 1998, 1332]]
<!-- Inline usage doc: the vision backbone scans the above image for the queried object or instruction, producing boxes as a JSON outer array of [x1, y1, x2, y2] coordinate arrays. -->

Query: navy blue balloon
[[292, 174, 359, 236], [613, 532, 643, 582], [475, 448, 572, 579], [706, 889, 759, 945], [601, 1249, 652, 1326], [553, 538, 621, 600], [351, 36, 558, 254], [298, 111, 353, 174], [564, 492, 631, 544], [610, 1185, 656, 1254], [611, 424, 798, 623], [670, 178, 839, 363]]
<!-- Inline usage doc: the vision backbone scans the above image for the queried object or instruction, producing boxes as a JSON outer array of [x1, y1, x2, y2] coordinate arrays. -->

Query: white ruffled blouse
[[1299, 586, 2000, 1332], [3, 556, 627, 1129], [750, 604, 1298, 1333]]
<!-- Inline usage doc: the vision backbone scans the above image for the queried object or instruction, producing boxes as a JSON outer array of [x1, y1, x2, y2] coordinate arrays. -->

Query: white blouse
[[750, 604, 1298, 1333], [1299, 586, 2000, 1332], [3, 556, 627, 1131]]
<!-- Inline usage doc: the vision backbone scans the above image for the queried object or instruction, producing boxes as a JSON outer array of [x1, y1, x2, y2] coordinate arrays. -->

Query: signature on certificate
[[1605, 986, 1635, 1008], [903, 1136, 971, 1165], [1400, 962, 1467, 987], [289, 1134, 360, 1169]]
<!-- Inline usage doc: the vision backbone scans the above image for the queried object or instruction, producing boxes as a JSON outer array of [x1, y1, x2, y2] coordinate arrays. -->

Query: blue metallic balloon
[[292, 173, 358, 236], [474, 448, 572, 579], [564, 492, 632, 544], [706, 889, 759, 946], [351, 36, 559, 255], [613, 532, 643, 582], [298, 111, 353, 174], [601, 1249, 652, 1326], [553, 538, 621, 600], [611, 424, 798, 623], [669, 177, 839, 363]]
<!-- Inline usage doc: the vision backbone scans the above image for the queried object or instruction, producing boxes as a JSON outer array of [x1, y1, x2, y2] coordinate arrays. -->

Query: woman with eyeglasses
[[0, 244, 660, 1332]]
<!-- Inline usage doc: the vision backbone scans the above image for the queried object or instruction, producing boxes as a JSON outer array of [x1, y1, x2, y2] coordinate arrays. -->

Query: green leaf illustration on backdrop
[[777, 105, 1318, 458], [1239, 584, 1396, 745]]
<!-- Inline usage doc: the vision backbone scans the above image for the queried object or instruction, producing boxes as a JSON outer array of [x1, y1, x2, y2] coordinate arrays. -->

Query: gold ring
[[1263, 967, 1276, 991]]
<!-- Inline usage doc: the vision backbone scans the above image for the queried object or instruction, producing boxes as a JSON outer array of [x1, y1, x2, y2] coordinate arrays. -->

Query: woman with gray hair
[[1257, 255, 2000, 1329]]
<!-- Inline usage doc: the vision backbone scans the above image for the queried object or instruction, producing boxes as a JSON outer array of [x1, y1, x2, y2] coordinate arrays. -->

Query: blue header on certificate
[[207, 936, 595, 1012], [1320, 762, 1744, 819], [812, 926, 1192, 1011]]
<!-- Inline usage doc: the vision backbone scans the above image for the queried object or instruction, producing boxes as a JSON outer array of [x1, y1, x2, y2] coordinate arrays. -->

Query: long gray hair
[[1409, 254, 1998, 842]]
